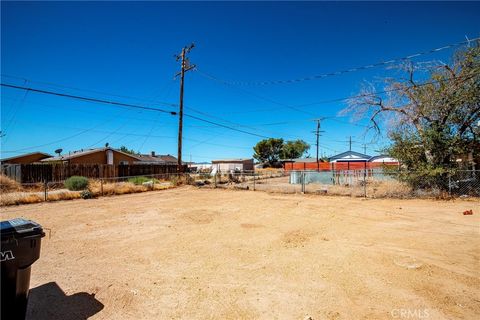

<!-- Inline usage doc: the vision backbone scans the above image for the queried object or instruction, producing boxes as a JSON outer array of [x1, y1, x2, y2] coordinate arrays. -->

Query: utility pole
[[362, 143, 367, 155], [349, 136, 353, 151], [313, 118, 325, 171], [175, 43, 196, 172]]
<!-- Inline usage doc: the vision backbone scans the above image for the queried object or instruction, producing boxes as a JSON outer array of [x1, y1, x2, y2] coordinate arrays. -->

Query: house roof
[[368, 154, 392, 161], [328, 150, 372, 161], [0, 152, 52, 162], [135, 154, 178, 164], [41, 148, 142, 162]]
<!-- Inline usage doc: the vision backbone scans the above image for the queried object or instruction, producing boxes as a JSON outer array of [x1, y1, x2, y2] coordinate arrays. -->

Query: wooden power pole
[[175, 43, 195, 171], [313, 118, 325, 171]]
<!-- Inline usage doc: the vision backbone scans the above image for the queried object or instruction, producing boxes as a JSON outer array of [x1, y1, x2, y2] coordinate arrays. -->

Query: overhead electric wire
[[195, 69, 317, 116], [5, 63, 473, 154], [3, 81, 30, 142], [183, 113, 269, 138], [200, 37, 479, 86], [86, 119, 132, 148], [0, 96, 174, 124], [1, 82, 276, 140], [1, 74, 179, 108], [1, 83, 178, 115], [2, 115, 123, 153], [200, 72, 477, 115]]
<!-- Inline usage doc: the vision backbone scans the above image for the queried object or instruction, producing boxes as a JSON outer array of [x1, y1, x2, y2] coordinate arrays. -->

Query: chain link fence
[[208, 169, 479, 198], [1, 169, 478, 206], [0, 173, 193, 205]]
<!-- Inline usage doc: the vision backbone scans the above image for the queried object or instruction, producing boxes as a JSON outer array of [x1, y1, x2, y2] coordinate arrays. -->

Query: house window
[[119, 161, 129, 165]]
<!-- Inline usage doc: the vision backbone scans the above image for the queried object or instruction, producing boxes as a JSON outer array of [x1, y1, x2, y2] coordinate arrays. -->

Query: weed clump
[[127, 176, 159, 185], [64, 176, 89, 191], [0, 175, 21, 192]]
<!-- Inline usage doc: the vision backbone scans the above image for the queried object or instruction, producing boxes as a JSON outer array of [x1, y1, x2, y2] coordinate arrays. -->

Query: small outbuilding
[[212, 158, 254, 172]]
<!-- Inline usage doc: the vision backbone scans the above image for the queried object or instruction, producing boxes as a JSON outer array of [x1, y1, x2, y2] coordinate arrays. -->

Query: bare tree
[[342, 44, 479, 168]]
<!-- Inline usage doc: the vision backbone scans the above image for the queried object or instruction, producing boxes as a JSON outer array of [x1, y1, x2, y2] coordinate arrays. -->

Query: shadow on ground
[[26, 282, 104, 320]]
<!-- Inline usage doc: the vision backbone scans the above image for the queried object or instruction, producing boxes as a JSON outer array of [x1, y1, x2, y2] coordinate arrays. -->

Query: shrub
[[127, 176, 159, 185], [64, 176, 89, 191]]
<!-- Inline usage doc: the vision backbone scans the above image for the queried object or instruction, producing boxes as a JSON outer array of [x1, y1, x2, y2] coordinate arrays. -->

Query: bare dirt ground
[[1, 186, 479, 319]]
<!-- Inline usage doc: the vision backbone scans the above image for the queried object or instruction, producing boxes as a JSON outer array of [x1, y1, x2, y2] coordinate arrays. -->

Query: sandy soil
[[1, 186, 479, 319]]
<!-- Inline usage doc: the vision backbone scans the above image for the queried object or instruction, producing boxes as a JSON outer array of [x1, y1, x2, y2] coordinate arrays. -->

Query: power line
[[183, 114, 269, 139], [1, 74, 179, 108], [2, 74, 300, 138], [5, 69, 472, 153], [3, 81, 30, 143], [0, 81, 275, 142], [1, 131, 252, 154], [0, 83, 178, 115], [0, 95, 176, 124], [196, 69, 317, 116], [86, 118, 132, 149], [200, 72, 477, 116], [1, 115, 123, 153], [184, 105, 307, 139], [201, 37, 479, 86]]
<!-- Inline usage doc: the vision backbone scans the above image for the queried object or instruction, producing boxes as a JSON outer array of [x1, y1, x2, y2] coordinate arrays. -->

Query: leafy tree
[[253, 138, 284, 167], [281, 140, 310, 159], [253, 138, 310, 167], [344, 43, 480, 190], [119, 146, 139, 155]]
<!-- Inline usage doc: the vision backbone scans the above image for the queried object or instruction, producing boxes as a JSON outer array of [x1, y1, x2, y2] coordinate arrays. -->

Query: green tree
[[345, 43, 480, 190], [119, 146, 139, 155], [253, 138, 284, 167], [281, 140, 310, 159]]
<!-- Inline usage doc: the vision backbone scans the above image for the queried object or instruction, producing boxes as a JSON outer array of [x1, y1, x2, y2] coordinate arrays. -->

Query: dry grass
[[367, 180, 413, 198], [0, 193, 43, 206], [0, 190, 82, 206], [88, 180, 173, 197], [0, 174, 21, 192], [327, 180, 412, 198], [0, 178, 177, 206], [47, 191, 82, 201]]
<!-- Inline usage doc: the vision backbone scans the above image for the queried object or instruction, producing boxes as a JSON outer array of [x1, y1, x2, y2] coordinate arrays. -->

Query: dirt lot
[[1, 187, 479, 319]]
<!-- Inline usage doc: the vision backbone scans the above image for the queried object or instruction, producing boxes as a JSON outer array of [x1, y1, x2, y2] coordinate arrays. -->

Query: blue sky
[[1, 1, 479, 162]]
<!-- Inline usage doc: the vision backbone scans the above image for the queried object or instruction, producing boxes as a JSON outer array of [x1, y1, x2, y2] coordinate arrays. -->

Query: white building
[[211, 158, 254, 172]]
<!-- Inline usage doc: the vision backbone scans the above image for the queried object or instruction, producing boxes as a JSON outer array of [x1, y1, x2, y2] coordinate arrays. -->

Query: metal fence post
[[363, 168, 367, 198], [100, 178, 104, 196], [448, 173, 452, 196], [214, 173, 217, 188], [44, 180, 48, 201], [253, 173, 256, 191], [301, 171, 305, 193]]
